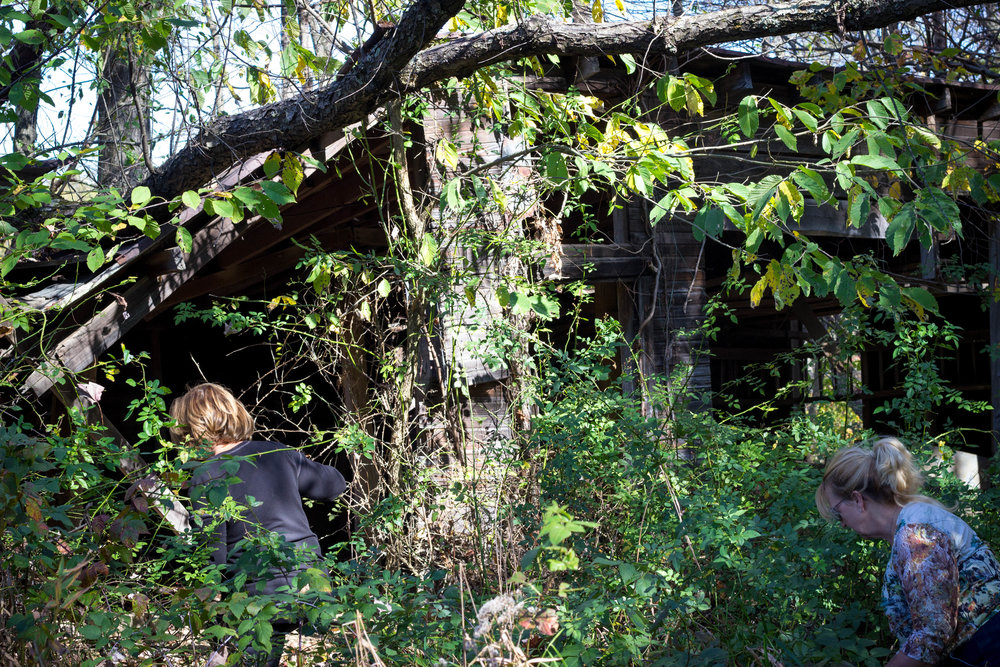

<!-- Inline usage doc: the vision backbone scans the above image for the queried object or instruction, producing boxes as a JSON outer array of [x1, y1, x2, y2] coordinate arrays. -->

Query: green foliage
[[4, 1, 1000, 665]]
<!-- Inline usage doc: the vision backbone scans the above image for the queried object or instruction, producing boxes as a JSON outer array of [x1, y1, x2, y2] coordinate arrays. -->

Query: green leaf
[[86, 247, 105, 272], [260, 181, 295, 206], [14, 29, 44, 44], [685, 73, 716, 105], [0, 253, 17, 278], [0, 153, 30, 171], [880, 97, 908, 122], [175, 227, 193, 253], [666, 77, 686, 112], [282, 155, 304, 195], [692, 207, 724, 241], [618, 53, 636, 74], [520, 548, 540, 570], [847, 190, 870, 228], [649, 195, 670, 226], [750, 183, 779, 222], [851, 154, 903, 172], [901, 286, 939, 317], [263, 152, 282, 178], [833, 267, 855, 304], [181, 190, 200, 210], [792, 108, 818, 133], [377, 278, 391, 298], [442, 179, 463, 211], [130, 186, 151, 208], [865, 99, 889, 129], [435, 140, 459, 169], [738, 96, 758, 137], [543, 151, 569, 184], [834, 162, 855, 192], [791, 167, 831, 205], [418, 234, 438, 267], [212, 198, 235, 219], [915, 187, 959, 234], [685, 86, 704, 116], [830, 128, 860, 159], [886, 203, 915, 255], [774, 125, 797, 151], [884, 32, 903, 56]]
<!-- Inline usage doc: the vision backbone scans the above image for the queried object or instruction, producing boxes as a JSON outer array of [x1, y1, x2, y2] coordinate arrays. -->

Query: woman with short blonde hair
[[169, 382, 254, 449], [816, 437, 1000, 666], [171, 382, 346, 667]]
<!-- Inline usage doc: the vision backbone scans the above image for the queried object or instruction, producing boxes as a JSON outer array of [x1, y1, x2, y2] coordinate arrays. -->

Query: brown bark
[[138, 0, 997, 203], [96, 48, 151, 189]]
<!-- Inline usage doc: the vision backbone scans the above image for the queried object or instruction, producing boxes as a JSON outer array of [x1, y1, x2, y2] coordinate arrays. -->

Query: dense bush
[[3, 314, 999, 666]]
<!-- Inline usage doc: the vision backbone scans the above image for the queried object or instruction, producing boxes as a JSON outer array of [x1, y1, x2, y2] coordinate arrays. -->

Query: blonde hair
[[169, 383, 254, 446], [815, 437, 942, 521]]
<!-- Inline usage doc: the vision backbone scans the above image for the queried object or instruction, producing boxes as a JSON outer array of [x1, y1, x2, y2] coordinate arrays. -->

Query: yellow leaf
[[778, 181, 804, 222], [614, 0, 625, 11], [435, 140, 460, 170], [942, 165, 972, 193], [295, 55, 309, 84], [496, 3, 508, 26], [750, 275, 767, 308], [685, 86, 704, 116], [888, 181, 902, 200], [591, 0, 603, 22], [267, 295, 297, 311], [259, 71, 274, 95]]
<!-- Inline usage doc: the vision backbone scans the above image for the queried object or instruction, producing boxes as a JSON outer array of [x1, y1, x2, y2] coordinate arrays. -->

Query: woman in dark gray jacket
[[171, 383, 346, 666]]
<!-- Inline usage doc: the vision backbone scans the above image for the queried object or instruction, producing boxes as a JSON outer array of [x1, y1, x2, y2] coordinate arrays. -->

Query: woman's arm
[[892, 524, 961, 663], [296, 452, 347, 502]]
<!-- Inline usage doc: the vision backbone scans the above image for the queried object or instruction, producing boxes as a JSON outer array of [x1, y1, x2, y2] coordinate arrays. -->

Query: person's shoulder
[[900, 501, 976, 545], [901, 501, 949, 521], [238, 440, 306, 465], [237, 440, 291, 454]]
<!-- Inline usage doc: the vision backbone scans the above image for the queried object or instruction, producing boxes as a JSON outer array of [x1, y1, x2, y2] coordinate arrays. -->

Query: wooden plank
[[0, 295, 190, 533], [542, 243, 651, 281], [16, 240, 146, 311], [23, 212, 251, 398]]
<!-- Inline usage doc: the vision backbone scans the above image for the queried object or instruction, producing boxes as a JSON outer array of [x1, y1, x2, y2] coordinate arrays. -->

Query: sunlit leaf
[[86, 247, 104, 272], [181, 190, 200, 210], [774, 125, 797, 151], [282, 154, 304, 195], [175, 227, 192, 253], [738, 96, 759, 137], [130, 186, 151, 208]]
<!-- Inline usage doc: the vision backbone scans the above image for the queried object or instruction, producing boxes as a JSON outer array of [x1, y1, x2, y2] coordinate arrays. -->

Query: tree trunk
[[14, 105, 37, 156], [96, 49, 150, 189]]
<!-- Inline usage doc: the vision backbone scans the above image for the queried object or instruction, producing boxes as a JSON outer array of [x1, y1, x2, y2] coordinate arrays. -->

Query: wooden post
[[989, 218, 1000, 463]]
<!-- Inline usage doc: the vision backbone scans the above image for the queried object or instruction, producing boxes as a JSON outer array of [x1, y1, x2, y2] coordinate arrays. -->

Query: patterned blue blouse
[[882, 502, 1000, 662]]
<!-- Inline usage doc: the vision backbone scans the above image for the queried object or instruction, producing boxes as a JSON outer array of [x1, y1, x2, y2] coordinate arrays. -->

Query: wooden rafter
[[23, 212, 253, 398]]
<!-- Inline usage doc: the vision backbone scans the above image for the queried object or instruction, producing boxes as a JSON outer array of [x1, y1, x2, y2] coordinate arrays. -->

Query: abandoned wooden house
[[5, 45, 999, 535]]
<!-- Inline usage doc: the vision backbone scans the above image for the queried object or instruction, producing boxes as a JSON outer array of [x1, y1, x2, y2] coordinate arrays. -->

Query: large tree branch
[[398, 0, 999, 88], [141, 0, 465, 199], [141, 0, 995, 201]]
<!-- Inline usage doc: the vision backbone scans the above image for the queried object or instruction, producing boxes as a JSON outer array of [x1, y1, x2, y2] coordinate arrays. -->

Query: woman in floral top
[[816, 437, 1000, 666]]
